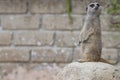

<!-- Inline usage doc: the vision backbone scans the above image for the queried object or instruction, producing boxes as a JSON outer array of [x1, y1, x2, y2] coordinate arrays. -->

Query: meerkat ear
[[86, 7, 88, 11]]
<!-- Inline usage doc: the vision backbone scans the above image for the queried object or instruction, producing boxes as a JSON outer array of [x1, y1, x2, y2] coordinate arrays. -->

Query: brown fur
[[79, 14, 101, 62], [78, 2, 113, 64]]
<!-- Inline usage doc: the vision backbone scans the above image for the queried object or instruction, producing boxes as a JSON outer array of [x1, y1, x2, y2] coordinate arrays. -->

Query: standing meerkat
[[79, 2, 113, 64]]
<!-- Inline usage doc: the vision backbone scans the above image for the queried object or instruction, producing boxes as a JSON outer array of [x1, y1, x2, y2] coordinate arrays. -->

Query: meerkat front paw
[[79, 32, 85, 42], [79, 33, 88, 44]]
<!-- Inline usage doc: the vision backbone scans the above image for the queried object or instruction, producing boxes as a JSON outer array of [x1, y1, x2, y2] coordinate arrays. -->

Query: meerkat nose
[[95, 7, 98, 10], [95, 3, 100, 10], [95, 5, 99, 10]]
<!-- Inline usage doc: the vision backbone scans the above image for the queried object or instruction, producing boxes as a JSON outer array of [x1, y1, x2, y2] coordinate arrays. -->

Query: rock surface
[[57, 62, 120, 80], [0, 63, 61, 80]]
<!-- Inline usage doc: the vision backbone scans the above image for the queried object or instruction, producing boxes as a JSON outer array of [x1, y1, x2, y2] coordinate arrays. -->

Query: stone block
[[73, 47, 83, 61], [0, 0, 27, 13], [31, 48, 56, 62], [1, 15, 40, 30], [42, 15, 83, 30], [112, 16, 120, 24], [0, 48, 29, 62], [0, 32, 11, 46], [30, 0, 65, 13], [55, 31, 79, 47], [102, 32, 120, 48], [55, 48, 73, 63], [13, 31, 54, 46]]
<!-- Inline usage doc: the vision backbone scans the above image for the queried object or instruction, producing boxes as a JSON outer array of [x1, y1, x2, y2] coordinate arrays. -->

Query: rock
[[57, 62, 120, 80], [1, 63, 61, 80]]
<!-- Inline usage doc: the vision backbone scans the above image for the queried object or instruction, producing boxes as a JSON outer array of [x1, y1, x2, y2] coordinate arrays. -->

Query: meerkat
[[78, 2, 113, 64]]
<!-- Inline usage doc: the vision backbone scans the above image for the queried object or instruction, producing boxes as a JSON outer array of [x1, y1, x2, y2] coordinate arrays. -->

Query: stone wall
[[0, 0, 119, 65]]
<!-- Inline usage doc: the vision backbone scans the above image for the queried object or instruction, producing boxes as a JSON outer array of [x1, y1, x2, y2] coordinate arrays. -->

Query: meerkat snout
[[95, 3, 100, 10]]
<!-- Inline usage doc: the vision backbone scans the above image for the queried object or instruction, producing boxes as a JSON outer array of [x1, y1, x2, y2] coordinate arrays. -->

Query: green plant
[[107, 0, 120, 15], [114, 24, 120, 28], [66, 0, 72, 23], [107, 0, 120, 28]]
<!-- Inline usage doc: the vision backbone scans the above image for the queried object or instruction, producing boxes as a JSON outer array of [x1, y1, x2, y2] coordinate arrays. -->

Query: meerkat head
[[86, 2, 102, 16]]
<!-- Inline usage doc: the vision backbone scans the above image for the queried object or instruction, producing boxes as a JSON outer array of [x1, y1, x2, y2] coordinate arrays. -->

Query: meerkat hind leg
[[77, 59, 91, 63]]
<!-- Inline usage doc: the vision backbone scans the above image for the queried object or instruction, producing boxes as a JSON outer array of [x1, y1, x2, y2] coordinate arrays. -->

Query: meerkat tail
[[100, 58, 117, 65]]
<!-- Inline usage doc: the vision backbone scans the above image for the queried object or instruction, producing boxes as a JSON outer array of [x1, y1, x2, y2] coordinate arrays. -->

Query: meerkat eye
[[97, 4, 100, 7], [90, 4, 95, 8]]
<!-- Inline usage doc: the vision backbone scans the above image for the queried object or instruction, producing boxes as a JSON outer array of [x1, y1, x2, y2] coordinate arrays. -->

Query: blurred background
[[0, 0, 119, 80]]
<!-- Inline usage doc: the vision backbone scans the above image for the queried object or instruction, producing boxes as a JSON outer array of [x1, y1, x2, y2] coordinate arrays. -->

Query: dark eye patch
[[97, 4, 100, 7], [90, 4, 95, 8]]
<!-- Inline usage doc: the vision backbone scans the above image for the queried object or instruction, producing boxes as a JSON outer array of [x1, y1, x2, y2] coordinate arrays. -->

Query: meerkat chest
[[86, 17, 101, 42], [86, 16, 101, 31]]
